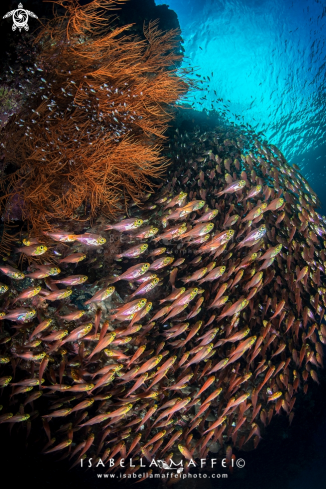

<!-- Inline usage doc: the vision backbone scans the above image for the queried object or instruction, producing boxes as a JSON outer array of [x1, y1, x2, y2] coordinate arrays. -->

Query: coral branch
[[0, 0, 193, 232]]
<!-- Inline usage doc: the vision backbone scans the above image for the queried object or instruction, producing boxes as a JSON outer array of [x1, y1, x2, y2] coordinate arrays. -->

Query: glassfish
[[16, 244, 48, 256], [52, 275, 88, 285], [0, 265, 25, 280], [13, 286, 41, 303], [59, 253, 86, 263], [43, 231, 77, 242], [105, 218, 144, 231], [74, 233, 106, 246]]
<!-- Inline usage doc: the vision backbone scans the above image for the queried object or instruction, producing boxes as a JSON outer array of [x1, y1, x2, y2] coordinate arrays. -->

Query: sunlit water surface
[[156, 0, 326, 209]]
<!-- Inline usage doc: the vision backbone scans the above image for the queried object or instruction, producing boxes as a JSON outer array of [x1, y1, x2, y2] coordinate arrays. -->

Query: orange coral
[[0, 223, 20, 258], [0, 0, 193, 231]]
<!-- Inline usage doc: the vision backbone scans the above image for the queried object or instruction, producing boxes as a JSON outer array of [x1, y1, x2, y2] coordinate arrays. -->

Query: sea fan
[[0, 0, 193, 231]]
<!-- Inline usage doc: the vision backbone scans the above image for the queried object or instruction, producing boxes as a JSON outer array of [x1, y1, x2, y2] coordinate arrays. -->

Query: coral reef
[[0, 115, 325, 481], [0, 0, 192, 230], [0, 1, 324, 484]]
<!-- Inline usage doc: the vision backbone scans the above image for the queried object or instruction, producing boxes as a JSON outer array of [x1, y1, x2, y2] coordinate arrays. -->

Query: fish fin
[[44, 277, 59, 291]]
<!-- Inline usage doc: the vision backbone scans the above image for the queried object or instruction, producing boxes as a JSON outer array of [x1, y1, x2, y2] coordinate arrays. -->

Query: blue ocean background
[[156, 0, 326, 212]]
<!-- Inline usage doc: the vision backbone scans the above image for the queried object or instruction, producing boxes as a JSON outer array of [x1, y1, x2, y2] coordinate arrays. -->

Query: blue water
[[156, 0, 326, 210]]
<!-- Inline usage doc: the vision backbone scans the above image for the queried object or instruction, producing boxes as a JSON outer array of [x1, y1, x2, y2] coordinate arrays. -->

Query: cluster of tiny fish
[[0, 39, 40, 131], [0, 122, 326, 480], [33, 79, 140, 150], [9, 71, 141, 155]]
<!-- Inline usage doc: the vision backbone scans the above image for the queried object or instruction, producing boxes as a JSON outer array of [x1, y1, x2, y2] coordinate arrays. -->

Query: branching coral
[[0, 223, 20, 258], [0, 0, 193, 231]]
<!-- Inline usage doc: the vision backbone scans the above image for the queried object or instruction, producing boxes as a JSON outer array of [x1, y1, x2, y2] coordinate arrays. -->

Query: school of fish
[[0, 121, 325, 479]]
